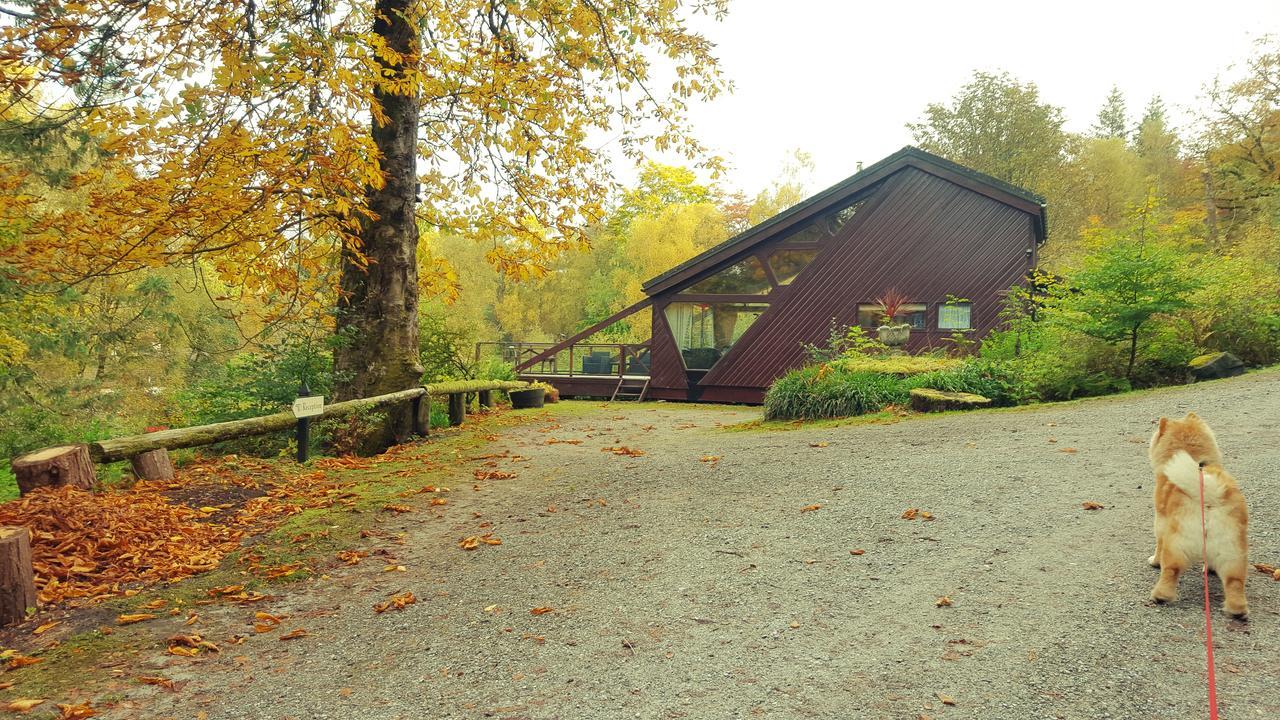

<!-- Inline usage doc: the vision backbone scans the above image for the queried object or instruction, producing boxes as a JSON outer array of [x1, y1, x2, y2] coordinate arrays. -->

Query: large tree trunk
[[333, 0, 423, 452], [0, 527, 38, 625]]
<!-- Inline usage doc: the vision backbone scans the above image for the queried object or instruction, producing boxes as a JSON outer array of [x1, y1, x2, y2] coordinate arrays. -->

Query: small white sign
[[292, 396, 324, 418]]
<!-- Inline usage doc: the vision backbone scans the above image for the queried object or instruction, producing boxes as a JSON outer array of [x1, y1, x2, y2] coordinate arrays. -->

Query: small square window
[[938, 302, 972, 330]]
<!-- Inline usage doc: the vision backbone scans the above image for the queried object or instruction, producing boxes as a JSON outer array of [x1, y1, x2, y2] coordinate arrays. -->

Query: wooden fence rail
[[88, 380, 529, 463]]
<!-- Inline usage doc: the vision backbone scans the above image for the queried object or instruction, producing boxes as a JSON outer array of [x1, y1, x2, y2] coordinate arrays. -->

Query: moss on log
[[909, 388, 992, 413]]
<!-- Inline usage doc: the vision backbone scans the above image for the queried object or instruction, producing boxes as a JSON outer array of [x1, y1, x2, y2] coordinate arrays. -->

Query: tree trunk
[[0, 527, 38, 625], [332, 0, 422, 452], [131, 448, 175, 481], [11, 445, 96, 496]]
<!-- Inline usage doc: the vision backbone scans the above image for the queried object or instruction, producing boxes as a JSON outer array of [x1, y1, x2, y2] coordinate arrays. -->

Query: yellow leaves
[[382, 504, 415, 514], [602, 446, 645, 457], [6, 699, 46, 712], [137, 676, 176, 690], [116, 613, 156, 625], [936, 692, 957, 706], [1082, 501, 1105, 510], [699, 455, 721, 464], [336, 550, 366, 565], [374, 592, 416, 613], [800, 504, 822, 513], [529, 606, 554, 615], [384, 564, 407, 573], [459, 533, 501, 550], [1253, 562, 1280, 581], [901, 508, 935, 521], [429, 498, 448, 506], [279, 628, 308, 641], [32, 620, 60, 635], [167, 634, 219, 656], [935, 596, 953, 607], [808, 442, 829, 448], [254, 611, 283, 633]]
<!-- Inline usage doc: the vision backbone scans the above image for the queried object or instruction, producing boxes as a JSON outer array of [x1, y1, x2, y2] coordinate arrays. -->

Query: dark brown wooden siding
[[697, 167, 1037, 390], [647, 303, 688, 391]]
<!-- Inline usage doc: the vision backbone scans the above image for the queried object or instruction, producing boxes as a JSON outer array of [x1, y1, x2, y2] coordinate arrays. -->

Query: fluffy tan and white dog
[[1147, 412, 1249, 618]]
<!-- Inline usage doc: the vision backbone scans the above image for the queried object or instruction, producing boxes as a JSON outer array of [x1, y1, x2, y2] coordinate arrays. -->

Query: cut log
[[11, 444, 96, 496], [0, 527, 38, 625], [909, 388, 992, 413], [130, 448, 175, 481]]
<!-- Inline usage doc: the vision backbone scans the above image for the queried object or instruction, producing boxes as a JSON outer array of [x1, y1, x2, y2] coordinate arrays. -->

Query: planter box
[[877, 324, 911, 347], [509, 388, 545, 409]]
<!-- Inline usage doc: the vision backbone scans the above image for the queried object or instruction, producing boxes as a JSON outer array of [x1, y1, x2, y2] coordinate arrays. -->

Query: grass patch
[[831, 355, 961, 376]]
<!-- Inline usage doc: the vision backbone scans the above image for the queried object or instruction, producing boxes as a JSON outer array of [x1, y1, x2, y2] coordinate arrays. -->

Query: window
[[680, 257, 772, 295], [767, 249, 818, 286], [938, 302, 972, 330], [857, 302, 926, 329], [665, 302, 769, 370], [824, 199, 865, 236]]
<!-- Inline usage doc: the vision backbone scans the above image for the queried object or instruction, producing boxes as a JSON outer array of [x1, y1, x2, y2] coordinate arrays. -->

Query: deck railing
[[476, 341, 651, 378]]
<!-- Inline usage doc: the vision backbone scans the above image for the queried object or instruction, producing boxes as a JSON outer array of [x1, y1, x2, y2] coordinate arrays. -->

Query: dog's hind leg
[[1147, 535, 1162, 567], [1150, 547, 1185, 604]]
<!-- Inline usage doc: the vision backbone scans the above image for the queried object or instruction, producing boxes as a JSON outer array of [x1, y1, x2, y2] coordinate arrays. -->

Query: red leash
[[1198, 465, 1219, 720]]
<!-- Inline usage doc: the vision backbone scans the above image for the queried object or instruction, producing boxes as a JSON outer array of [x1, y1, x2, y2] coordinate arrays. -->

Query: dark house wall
[[647, 166, 1040, 403]]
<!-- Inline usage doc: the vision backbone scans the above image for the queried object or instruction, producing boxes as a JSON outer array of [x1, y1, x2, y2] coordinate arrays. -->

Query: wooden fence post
[[447, 393, 465, 426], [11, 445, 96, 496], [0, 527, 37, 626], [411, 394, 430, 437], [478, 390, 492, 409]]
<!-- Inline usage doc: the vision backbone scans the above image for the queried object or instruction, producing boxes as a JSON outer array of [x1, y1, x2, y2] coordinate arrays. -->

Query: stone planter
[[509, 388, 545, 409], [877, 324, 911, 348]]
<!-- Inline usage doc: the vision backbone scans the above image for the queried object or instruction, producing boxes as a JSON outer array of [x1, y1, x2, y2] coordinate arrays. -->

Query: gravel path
[[126, 371, 1279, 720]]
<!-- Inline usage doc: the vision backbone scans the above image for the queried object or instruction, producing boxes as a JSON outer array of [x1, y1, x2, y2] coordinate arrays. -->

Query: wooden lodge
[[495, 147, 1047, 404]]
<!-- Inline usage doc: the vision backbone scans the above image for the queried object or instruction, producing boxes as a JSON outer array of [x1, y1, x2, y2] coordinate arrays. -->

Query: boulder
[[1188, 352, 1244, 381], [909, 388, 992, 413]]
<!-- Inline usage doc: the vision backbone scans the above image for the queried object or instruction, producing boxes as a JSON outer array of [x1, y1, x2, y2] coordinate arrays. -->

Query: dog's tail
[[1160, 450, 1226, 505]]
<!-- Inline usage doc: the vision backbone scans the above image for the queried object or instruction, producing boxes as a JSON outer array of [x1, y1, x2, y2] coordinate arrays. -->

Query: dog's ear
[[1186, 411, 1199, 420], [1156, 417, 1168, 438]]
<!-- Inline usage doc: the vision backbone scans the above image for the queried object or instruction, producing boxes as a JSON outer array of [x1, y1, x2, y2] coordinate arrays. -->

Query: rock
[[909, 388, 992, 413], [1188, 352, 1244, 381]]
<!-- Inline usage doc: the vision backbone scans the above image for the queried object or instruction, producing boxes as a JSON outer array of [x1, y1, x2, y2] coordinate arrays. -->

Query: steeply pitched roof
[[641, 146, 1047, 296]]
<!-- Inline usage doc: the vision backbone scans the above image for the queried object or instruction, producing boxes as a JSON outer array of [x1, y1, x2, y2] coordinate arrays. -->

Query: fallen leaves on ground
[[429, 498, 448, 506], [935, 596, 953, 607], [6, 699, 46, 712], [279, 628, 308, 640], [116, 613, 156, 625], [849, 549, 865, 556], [56, 703, 96, 719], [530, 606, 554, 615], [6, 655, 43, 669], [546, 438, 582, 445], [1253, 562, 1280, 581], [374, 591, 416, 613], [32, 620, 60, 635], [474, 469, 517, 481], [699, 456, 721, 464], [137, 676, 176, 691], [459, 533, 502, 550], [384, 564, 406, 572], [800, 504, 822, 513], [167, 634, 219, 656], [336, 550, 366, 565], [1082, 501, 1105, 510], [382, 504, 415, 514], [936, 692, 956, 706], [808, 442, 829, 448], [602, 446, 645, 457]]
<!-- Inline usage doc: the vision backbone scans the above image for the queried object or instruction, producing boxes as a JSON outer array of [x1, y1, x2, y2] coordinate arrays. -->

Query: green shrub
[[764, 365, 908, 420], [905, 358, 1032, 406]]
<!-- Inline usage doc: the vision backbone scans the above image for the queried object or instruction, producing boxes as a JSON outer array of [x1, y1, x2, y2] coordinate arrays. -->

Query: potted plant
[[874, 288, 912, 348], [509, 385, 545, 409], [531, 381, 560, 403]]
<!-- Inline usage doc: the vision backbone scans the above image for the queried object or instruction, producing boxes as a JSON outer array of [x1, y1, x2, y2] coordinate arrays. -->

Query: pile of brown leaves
[[0, 485, 243, 606]]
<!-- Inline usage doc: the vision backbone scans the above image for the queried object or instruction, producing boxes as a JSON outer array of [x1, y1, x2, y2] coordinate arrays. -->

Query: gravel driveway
[[127, 370, 1280, 720]]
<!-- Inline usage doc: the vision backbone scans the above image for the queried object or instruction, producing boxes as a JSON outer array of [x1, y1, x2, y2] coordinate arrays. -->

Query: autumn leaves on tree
[[1, 0, 728, 446]]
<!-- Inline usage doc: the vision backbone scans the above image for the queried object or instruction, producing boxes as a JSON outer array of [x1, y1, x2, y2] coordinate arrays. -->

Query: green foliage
[[802, 320, 887, 363], [905, 359, 1032, 407], [764, 365, 908, 421]]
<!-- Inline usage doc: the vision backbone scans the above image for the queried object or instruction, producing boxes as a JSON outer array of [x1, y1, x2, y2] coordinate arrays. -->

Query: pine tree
[[1091, 86, 1129, 140]]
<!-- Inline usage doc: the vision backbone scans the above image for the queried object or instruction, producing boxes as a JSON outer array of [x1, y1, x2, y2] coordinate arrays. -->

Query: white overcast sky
[[660, 0, 1280, 197]]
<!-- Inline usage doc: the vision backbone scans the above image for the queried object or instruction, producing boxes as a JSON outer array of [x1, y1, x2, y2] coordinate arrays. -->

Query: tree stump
[[130, 448, 175, 481], [909, 388, 992, 413], [11, 445, 96, 496], [0, 527, 38, 626]]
